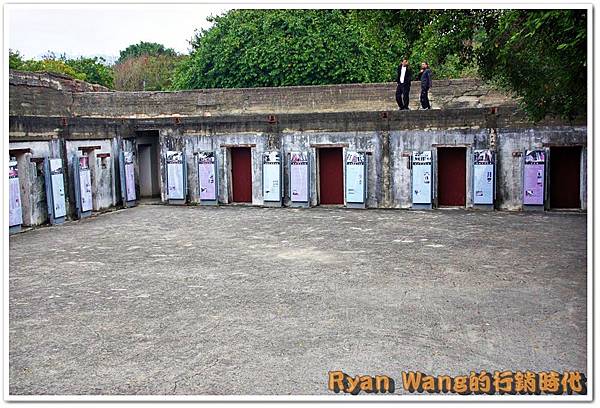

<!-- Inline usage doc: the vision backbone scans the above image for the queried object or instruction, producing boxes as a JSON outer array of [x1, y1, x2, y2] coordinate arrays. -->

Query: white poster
[[345, 151, 366, 203], [79, 156, 93, 212], [9, 161, 23, 227], [124, 152, 136, 202], [167, 151, 185, 200], [263, 151, 281, 202], [473, 150, 495, 204], [290, 151, 308, 202], [412, 151, 432, 204], [198, 152, 217, 201], [49, 158, 67, 218]]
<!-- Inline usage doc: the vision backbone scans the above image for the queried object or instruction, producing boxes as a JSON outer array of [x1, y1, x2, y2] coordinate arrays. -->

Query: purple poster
[[9, 160, 23, 227], [198, 152, 217, 201], [523, 150, 545, 205]]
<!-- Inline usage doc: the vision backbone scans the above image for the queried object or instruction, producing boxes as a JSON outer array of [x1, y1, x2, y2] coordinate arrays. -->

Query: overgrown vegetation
[[476, 9, 587, 121], [113, 54, 187, 91], [9, 50, 113, 88], [9, 9, 587, 120], [117, 41, 177, 64], [112, 41, 186, 91]]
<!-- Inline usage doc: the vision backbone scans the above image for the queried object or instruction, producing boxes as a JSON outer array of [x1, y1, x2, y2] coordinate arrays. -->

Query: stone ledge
[[9, 107, 585, 141], [9, 70, 110, 92]]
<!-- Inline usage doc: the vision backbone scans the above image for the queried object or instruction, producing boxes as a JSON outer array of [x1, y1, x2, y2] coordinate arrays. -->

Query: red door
[[231, 147, 252, 203], [318, 148, 344, 205], [550, 146, 581, 209], [437, 147, 466, 206]]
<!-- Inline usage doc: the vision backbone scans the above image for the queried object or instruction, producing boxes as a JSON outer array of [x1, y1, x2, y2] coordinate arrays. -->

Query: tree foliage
[[9, 9, 588, 120], [62, 56, 114, 88], [172, 10, 406, 89], [382, 10, 486, 77], [476, 9, 587, 121], [113, 41, 183, 90], [117, 41, 177, 63], [172, 9, 486, 91], [9, 50, 113, 88], [174, 9, 587, 120], [114, 54, 187, 91]]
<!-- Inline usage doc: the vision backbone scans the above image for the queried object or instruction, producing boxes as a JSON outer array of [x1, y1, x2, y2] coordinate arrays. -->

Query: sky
[[7, 4, 231, 62]]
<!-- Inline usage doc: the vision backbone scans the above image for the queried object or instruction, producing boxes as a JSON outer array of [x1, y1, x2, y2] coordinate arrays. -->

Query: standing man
[[417, 62, 432, 110], [395, 58, 412, 110]]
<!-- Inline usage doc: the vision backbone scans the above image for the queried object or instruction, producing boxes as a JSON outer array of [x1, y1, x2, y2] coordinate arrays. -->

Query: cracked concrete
[[9, 205, 587, 395]]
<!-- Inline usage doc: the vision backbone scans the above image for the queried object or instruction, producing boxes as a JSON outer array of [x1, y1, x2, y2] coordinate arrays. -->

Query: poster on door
[[523, 149, 545, 205], [263, 151, 281, 202], [473, 150, 495, 204], [345, 151, 366, 203], [9, 161, 23, 227], [124, 151, 136, 202], [198, 151, 217, 201], [412, 151, 432, 204], [167, 151, 185, 200], [79, 156, 93, 212], [290, 151, 309, 202], [49, 158, 67, 218]]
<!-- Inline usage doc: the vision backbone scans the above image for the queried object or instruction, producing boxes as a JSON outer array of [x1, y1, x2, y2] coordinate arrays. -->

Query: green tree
[[21, 58, 87, 81], [171, 10, 404, 89], [117, 41, 177, 63], [9, 50, 114, 88], [65, 56, 114, 88], [9, 49, 25, 70], [114, 54, 187, 91], [477, 9, 587, 121]]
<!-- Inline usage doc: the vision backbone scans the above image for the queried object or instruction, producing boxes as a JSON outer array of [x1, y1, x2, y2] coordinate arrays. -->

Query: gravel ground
[[8, 204, 587, 395]]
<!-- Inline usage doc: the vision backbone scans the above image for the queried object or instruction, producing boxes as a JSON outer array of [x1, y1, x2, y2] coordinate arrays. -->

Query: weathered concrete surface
[[9, 205, 587, 395], [10, 69, 515, 118]]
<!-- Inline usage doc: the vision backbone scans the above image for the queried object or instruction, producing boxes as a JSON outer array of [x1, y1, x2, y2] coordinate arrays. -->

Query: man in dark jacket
[[395, 59, 412, 110], [417, 62, 432, 109]]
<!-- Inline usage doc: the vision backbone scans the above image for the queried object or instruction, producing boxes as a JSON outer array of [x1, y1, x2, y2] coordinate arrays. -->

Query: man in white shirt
[[395, 59, 412, 110]]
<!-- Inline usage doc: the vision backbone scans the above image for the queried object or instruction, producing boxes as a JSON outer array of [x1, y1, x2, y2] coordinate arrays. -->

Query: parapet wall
[[10, 70, 515, 118]]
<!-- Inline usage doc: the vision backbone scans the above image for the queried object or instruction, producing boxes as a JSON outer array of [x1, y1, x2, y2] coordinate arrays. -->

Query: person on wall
[[395, 58, 412, 110], [417, 62, 432, 110]]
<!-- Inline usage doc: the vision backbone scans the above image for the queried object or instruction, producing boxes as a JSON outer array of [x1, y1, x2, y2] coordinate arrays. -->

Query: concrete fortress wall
[[10, 69, 515, 118], [9, 70, 587, 227]]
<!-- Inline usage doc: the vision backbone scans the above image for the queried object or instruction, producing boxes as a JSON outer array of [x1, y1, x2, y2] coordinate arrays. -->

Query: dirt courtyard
[[8, 205, 587, 395]]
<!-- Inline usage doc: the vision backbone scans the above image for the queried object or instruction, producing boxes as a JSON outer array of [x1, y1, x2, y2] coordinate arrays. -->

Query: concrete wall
[[10, 70, 515, 118], [8, 70, 588, 227], [163, 132, 271, 205], [9, 140, 61, 226], [280, 131, 381, 208], [8, 123, 587, 227], [495, 126, 588, 211], [64, 139, 118, 212]]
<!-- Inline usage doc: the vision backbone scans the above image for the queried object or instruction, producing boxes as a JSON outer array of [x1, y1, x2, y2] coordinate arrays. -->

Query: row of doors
[[231, 147, 581, 208], [229, 147, 346, 204], [437, 146, 581, 208], [136, 140, 582, 208], [230, 147, 346, 204]]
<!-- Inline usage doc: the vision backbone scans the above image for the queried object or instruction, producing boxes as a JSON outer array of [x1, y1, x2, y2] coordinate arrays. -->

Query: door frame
[[135, 130, 161, 199], [545, 144, 584, 210], [433, 144, 470, 208], [314, 144, 347, 206], [224, 144, 255, 204]]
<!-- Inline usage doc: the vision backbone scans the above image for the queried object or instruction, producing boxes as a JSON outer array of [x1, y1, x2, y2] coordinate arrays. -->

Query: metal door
[[231, 147, 252, 203], [318, 147, 344, 205], [437, 147, 466, 206]]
